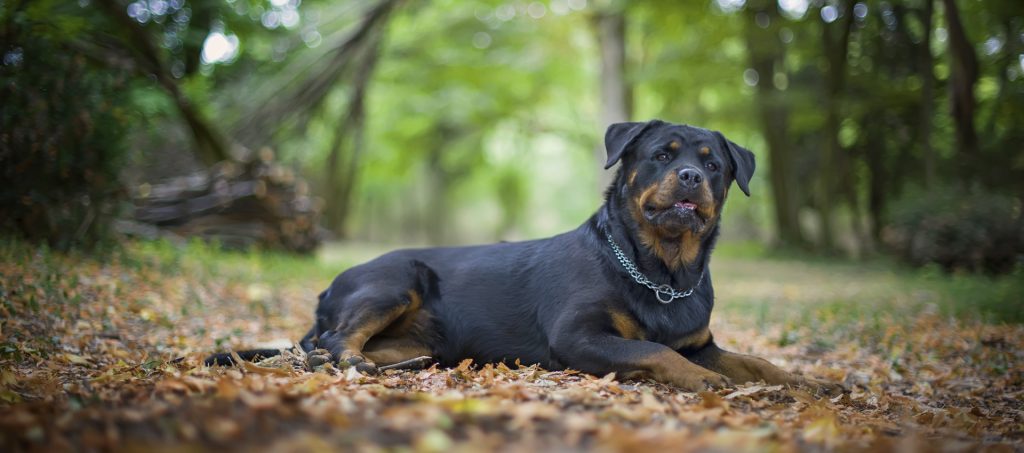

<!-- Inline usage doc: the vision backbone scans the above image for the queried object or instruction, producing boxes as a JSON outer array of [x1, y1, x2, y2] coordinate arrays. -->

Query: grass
[[118, 237, 1024, 328], [128, 238, 1024, 325]]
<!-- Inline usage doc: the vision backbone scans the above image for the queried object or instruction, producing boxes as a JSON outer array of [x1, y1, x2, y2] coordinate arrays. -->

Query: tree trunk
[[918, 0, 936, 188], [863, 115, 886, 243], [594, 7, 632, 189], [942, 0, 979, 181], [817, 1, 857, 254], [983, 19, 1014, 142], [744, 0, 806, 248]]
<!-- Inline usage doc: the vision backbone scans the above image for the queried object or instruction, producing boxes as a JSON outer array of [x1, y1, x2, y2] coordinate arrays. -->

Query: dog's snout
[[677, 167, 703, 189]]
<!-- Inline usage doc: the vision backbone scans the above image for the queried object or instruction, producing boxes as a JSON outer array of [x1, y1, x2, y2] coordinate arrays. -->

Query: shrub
[[884, 188, 1023, 274], [0, 9, 132, 251]]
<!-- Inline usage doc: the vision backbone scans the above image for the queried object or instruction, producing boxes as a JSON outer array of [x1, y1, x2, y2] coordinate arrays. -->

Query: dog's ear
[[714, 131, 756, 197], [604, 120, 661, 169]]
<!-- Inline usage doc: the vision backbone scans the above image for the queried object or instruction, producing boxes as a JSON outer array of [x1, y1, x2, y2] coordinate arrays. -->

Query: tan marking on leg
[[628, 348, 730, 391], [363, 337, 432, 366], [407, 289, 422, 310], [609, 310, 646, 341], [669, 326, 711, 351], [380, 290, 425, 336], [710, 350, 799, 385], [340, 305, 409, 357]]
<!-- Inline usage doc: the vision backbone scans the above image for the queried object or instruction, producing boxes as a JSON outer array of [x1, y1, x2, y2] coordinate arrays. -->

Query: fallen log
[[127, 152, 323, 253]]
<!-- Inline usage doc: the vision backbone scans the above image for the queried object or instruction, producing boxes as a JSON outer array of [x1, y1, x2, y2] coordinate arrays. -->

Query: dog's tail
[[203, 348, 293, 366]]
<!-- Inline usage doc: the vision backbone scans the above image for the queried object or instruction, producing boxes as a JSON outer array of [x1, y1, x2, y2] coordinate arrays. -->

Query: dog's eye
[[654, 152, 671, 162], [705, 161, 719, 172]]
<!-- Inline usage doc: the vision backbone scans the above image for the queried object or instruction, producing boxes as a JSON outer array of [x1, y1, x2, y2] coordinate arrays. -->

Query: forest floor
[[1, 238, 1022, 452]]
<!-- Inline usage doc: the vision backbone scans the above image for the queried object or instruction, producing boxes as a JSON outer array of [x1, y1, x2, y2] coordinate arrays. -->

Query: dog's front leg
[[553, 333, 732, 392], [685, 342, 842, 395]]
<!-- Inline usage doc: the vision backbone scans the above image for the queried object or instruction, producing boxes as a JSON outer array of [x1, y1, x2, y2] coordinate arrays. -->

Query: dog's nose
[[677, 167, 703, 190]]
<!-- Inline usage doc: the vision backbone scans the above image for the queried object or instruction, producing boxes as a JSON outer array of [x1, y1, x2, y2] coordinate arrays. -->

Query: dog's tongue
[[674, 201, 697, 210]]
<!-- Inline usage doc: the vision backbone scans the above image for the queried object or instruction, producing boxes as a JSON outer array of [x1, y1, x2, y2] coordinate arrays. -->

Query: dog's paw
[[305, 349, 333, 370], [673, 371, 732, 392], [339, 350, 378, 375]]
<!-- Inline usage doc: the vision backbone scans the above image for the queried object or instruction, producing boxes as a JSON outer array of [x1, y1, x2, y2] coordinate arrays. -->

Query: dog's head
[[604, 120, 755, 269]]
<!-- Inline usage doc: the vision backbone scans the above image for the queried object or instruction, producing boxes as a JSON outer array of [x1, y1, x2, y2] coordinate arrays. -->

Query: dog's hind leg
[[315, 289, 421, 373], [313, 260, 438, 374]]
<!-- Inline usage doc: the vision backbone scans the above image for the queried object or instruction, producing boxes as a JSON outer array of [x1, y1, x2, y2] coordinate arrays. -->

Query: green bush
[[0, 12, 132, 251], [884, 188, 1023, 274]]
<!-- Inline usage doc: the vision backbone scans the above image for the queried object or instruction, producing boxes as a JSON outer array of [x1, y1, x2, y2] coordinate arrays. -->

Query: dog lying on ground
[[207, 120, 839, 394]]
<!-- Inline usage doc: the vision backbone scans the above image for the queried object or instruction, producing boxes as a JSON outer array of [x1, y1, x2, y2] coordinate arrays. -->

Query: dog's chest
[[631, 291, 714, 349]]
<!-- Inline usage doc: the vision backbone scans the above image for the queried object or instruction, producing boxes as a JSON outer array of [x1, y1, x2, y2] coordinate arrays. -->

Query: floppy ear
[[714, 132, 756, 197], [603, 120, 661, 169]]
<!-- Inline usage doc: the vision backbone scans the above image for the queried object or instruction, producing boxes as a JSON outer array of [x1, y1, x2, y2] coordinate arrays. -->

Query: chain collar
[[603, 227, 705, 304]]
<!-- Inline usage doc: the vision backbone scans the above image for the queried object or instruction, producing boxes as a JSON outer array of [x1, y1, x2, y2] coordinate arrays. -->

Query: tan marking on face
[[669, 326, 711, 351], [610, 310, 646, 341], [676, 231, 701, 266], [670, 141, 681, 150], [628, 169, 638, 187], [630, 174, 719, 270], [700, 146, 710, 156]]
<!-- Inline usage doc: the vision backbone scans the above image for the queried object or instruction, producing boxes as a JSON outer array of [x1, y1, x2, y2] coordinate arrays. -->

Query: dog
[[207, 120, 837, 393]]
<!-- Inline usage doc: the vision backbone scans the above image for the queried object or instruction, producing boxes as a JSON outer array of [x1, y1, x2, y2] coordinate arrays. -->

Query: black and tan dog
[[207, 120, 837, 393]]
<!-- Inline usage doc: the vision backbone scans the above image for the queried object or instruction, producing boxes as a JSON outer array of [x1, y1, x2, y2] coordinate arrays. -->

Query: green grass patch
[[5, 236, 1020, 328]]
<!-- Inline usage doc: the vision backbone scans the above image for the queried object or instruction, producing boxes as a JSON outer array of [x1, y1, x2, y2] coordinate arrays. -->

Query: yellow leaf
[[803, 413, 841, 447], [455, 358, 473, 373], [699, 391, 729, 410], [64, 353, 90, 365]]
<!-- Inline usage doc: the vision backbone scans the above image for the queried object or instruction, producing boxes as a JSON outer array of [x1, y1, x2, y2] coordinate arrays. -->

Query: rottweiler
[[207, 119, 838, 393]]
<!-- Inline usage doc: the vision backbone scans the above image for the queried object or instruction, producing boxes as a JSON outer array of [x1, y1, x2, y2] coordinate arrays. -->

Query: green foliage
[[5, 0, 1024, 267], [885, 188, 1023, 274], [0, 4, 132, 251]]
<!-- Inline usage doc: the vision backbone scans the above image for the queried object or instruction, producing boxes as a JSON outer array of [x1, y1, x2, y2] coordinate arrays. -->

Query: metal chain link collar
[[603, 227, 705, 304]]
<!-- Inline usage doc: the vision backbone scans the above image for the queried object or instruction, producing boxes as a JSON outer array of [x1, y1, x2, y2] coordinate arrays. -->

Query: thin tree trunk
[[942, 0, 979, 181], [817, 1, 856, 254], [863, 115, 886, 243], [745, 0, 805, 249], [918, 0, 936, 188], [594, 8, 632, 189], [983, 19, 1014, 141]]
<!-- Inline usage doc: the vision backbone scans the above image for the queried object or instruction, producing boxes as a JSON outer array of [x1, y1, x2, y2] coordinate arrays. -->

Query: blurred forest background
[[2, 0, 1022, 273], [3, 2, 1024, 449]]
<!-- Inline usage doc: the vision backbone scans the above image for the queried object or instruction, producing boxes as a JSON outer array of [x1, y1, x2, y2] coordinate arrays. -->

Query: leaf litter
[[0, 244, 1021, 452]]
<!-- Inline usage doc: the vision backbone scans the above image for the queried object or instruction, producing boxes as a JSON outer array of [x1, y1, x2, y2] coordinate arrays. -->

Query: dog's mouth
[[643, 199, 703, 220]]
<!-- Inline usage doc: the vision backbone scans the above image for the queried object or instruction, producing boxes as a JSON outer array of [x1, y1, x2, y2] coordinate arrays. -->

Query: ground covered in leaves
[[1, 239, 1022, 452]]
